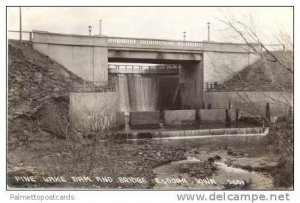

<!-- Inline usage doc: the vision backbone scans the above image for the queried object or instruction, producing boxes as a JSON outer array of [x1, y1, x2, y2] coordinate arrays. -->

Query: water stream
[[150, 135, 276, 190], [153, 157, 273, 189]]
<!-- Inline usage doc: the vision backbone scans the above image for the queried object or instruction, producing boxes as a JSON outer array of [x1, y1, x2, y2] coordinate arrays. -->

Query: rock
[[214, 155, 222, 160], [15, 76, 23, 82], [208, 157, 214, 163], [33, 72, 43, 84], [238, 152, 245, 156], [227, 150, 233, 156], [190, 171, 197, 176]]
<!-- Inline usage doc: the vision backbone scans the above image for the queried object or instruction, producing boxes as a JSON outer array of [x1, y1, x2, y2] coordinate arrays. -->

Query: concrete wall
[[32, 31, 108, 83], [180, 61, 204, 109], [34, 44, 108, 83], [116, 112, 126, 130], [158, 75, 180, 110], [69, 92, 119, 131], [198, 109, 227, 124], [204, 91, 293, 120], [164, 110, 196, 125], [130, 111, 160, 127], [108, 50, 202, 63], [203, 51, 259, 83]]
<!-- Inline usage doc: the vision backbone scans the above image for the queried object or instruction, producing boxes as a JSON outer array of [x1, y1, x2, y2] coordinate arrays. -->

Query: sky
[[7, 7, 293, 44]]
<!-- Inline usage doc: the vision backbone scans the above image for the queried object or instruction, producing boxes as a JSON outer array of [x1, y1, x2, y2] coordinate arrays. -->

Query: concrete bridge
[[31, 30, 259, 108]]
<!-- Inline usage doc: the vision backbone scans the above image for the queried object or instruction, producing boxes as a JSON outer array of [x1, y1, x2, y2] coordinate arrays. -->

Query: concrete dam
[[30, 30, 290, 138], [110, 65, 180, 115]]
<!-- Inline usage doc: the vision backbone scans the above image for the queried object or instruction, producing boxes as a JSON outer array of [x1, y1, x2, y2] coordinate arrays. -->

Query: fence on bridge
[[108, 64, 180, 75], [107, 36, 204, 50], [8, 30, 33, 42], [204, 79, 293, 92]]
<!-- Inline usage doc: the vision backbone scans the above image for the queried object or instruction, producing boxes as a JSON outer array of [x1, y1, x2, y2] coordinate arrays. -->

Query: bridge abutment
[[32, 31, 109, 84], [180, 61, 204, 109]]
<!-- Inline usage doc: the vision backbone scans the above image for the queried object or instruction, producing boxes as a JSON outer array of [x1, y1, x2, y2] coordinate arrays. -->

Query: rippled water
[[153, 157, 273, 189], [150, 135, 276, 189]]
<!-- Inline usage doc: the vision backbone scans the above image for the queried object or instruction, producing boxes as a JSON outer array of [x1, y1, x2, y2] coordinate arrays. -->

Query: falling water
[[115, 74, 131, 115], [116, 74, 159, 115]]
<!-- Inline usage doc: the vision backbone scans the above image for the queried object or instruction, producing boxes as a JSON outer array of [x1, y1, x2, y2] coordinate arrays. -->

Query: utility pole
[[99, 19, 102, 35], [19, 7, 22, 44], [207, 22, 211, 41]]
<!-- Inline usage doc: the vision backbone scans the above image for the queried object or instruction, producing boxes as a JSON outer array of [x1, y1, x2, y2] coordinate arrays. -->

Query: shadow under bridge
[[108, 49, 204, 113]]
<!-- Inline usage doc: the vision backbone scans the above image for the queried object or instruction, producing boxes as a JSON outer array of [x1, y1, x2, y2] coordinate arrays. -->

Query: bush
[[33, 97, 69, 139]]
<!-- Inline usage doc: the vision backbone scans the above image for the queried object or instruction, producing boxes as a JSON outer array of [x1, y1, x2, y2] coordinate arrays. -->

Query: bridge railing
[[107, 36, 203, 50], [108, 64, 180, 75], [8, 30, 33, 42], [70, 81, 117, 93], [204, 79, 293, 92]]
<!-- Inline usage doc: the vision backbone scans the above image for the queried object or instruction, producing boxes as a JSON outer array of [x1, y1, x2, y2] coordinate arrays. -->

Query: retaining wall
[[199, 109, 227, 123], [204, 91, 292, 121]]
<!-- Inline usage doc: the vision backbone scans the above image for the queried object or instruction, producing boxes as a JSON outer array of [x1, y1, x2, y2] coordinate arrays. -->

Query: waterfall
[[116, 74, 159, 115], [116, 74, 131, 115]]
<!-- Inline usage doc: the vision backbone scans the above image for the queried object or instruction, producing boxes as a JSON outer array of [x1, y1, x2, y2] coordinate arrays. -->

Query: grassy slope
[[213, 51, 293, 92]]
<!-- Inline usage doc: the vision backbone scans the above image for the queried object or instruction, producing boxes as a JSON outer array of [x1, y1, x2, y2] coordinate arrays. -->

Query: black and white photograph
[[6, 6, 294, 194]]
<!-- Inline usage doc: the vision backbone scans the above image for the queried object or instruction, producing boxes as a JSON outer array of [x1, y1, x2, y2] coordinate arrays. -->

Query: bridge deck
[[31, 31, 259, 53]]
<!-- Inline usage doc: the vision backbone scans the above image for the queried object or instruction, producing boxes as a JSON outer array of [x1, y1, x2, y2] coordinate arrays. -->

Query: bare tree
[[206, 13, 293, 188], [207, 13, 293, 120]]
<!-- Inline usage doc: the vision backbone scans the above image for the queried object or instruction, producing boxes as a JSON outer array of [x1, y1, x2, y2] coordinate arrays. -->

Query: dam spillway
[[109, 65, 181, 115], [116, 74, 159, 115]]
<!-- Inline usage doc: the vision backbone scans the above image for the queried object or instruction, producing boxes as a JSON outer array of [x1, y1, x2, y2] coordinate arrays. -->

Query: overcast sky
[[7, 7, 293, 43]]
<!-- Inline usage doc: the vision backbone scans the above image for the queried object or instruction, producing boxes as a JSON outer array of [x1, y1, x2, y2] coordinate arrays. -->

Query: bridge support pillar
[[179, 61, 204, 109]]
